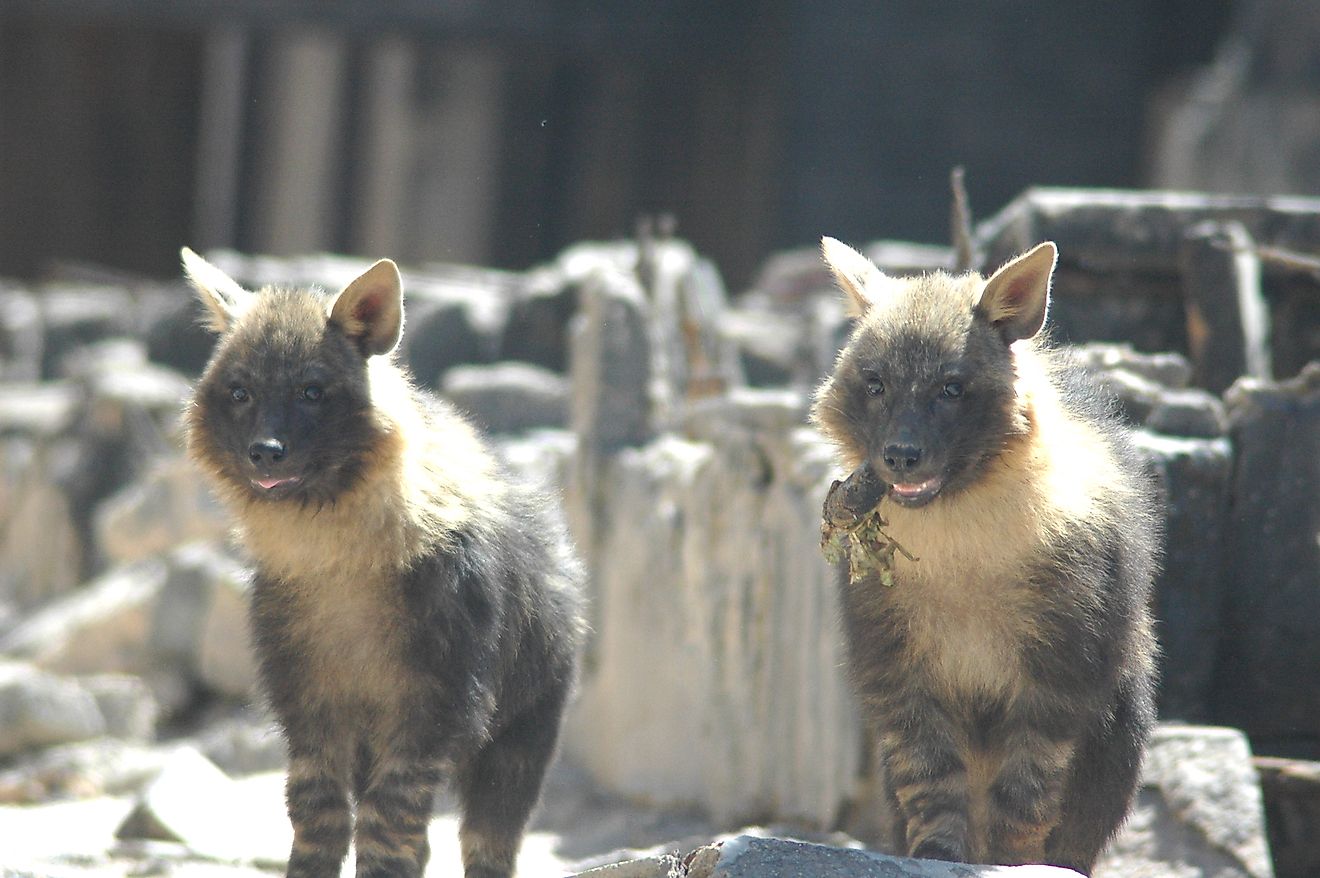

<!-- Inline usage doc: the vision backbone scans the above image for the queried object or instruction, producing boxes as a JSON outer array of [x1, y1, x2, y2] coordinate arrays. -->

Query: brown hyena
[[181, 249, 586, 878], [811, 237, 1158, 874]]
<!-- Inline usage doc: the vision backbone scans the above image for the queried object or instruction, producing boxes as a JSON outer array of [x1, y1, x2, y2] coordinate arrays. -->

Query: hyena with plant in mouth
[[811, 237, 1158, 875]]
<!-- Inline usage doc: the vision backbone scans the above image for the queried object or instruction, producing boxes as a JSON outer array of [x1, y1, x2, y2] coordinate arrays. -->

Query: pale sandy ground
[[0, 756, 742, 877]]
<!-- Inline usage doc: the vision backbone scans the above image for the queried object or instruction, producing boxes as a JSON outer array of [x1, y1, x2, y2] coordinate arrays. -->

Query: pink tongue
[[256, 478, 287, 490]]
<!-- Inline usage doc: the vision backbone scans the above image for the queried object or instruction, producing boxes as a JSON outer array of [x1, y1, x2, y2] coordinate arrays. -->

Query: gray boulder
[[0, 662, 105, 758], [500, 269, 578, 372], [1099, 725, 1274, 878], [0, 547, 253, 716], [976, 187, 1320, 274], [1255, 756, 1320, 878], [82, 674, 158, 742], [1132, 433, 1233, 721], [0, 435, 84, 614], [689, 836, 1079, 878], [569, 265, 655, 460], [1068, 343, 1193, 389], [719, 308, 803, 388], [193, 548, 259, 701], [0, 288, 44, 382], [1213, 364, 1320, 752], [0, 738, 173, 803], [93, 454, 230, 567], [37, 286, 135, 380], [1180, 221, 1271, 395], [0, 559, 169, 680], [442, 361, 568, 434]]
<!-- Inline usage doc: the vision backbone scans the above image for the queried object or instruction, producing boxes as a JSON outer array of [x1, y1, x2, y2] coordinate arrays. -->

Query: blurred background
[[4, 2, 1320, 876], [8, 0, 1317, 288]]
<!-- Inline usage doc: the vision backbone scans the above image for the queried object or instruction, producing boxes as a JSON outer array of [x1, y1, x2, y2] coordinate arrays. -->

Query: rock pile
[[1, 188, 1318, 876]]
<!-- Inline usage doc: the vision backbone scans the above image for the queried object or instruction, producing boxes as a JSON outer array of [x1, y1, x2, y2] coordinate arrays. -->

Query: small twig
[[950, 166, 975, 272]]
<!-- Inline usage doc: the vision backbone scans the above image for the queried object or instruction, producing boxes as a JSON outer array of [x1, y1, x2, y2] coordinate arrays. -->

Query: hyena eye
[[301, 384, 324, 402], [230, 387, 250, 403], [860, 370, 885, 397], [942, 380, 964, 399]]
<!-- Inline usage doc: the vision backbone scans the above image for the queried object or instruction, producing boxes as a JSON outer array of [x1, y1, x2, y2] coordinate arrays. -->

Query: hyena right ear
[[821, 236, 887, 318], [976, 241, 1057, 342], [180, 247, 252, 333], [329, 259, 404, 357]]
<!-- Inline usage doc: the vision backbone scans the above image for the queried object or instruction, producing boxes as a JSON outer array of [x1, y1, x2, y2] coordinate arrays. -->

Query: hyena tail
[[457, 682, 572, 878], [1046, 671, 1155, 875]]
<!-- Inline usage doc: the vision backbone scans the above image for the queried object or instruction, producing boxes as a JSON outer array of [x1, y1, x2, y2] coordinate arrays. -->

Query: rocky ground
[[0, 714, 1277, 877]]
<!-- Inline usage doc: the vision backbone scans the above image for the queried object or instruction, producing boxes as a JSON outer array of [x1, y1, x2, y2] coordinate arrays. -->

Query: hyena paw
[[910, 838, 967, 863]]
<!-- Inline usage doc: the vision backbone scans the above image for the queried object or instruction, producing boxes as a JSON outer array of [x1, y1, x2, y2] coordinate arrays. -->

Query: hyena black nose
[[248, 438, 287, 466], [883, 443, 922, 473]]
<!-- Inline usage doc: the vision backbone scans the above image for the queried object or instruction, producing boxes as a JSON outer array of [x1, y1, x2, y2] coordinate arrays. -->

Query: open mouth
[[889, 476, 944, 507], [251, 475, 302, 493]]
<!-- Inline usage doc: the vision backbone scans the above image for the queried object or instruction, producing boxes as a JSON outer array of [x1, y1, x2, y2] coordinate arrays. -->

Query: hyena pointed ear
[[821, 236, 886, 318], [180, 247, 252, 333], [329, 259, 404, 356], [976, 241, 1057, 342]]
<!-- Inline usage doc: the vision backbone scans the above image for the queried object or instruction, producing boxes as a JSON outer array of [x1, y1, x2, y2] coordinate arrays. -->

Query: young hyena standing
[[811, 238, 1158, 875], [181, 249, 586, 878]]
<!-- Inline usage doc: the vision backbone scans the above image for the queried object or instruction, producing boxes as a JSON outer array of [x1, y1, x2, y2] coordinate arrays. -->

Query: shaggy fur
[[181, 250, 586, 878], [811, 238, 1158, 874]]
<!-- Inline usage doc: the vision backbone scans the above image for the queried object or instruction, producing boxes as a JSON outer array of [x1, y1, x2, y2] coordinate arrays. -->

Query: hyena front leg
[[873, 692, 973, 862], [353, 754, 445, 878], [985, 725, 1075, 866], [284, 754, 352, 878], [458, 685, 570, 878]]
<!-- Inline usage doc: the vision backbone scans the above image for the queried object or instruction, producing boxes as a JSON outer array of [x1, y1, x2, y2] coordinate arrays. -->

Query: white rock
[[117, 747, 283, 864], [566, 423, 861, 828], [94, 455, 230, 567], [0, 435, 83, 613], [0, 559, 168, 678], [195, 562, 258, 701], [82, 674, 158, 741]]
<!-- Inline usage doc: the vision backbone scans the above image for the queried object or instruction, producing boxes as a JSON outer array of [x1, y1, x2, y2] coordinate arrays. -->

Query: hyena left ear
[[180, 247, 252, 333], [329, 259, 404, 356], [821, 236, 887, 318], [976, 241, 1057, 342]]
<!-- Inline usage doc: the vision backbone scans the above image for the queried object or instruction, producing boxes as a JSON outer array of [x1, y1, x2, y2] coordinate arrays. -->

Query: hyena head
[[181, 248, 404, 505], [811, 237, 1057, 508]]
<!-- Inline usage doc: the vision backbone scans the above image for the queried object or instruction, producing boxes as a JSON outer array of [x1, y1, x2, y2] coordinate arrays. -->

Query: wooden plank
[[249, 29, 347, 256], [350, 38, 416, 259], [192, 25, 249, 249], [409, 45, 505, 264]]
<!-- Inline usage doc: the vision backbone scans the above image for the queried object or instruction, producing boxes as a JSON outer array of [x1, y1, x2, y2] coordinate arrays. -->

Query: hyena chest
[[886, 566, 1044, 699], [279, 572, 419, 708]]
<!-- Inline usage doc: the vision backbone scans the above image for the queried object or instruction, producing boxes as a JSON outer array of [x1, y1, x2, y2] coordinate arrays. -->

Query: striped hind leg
[[457, 685, 570, 878], [352, 753, 445, 878], [284, 753, 352, 878]]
